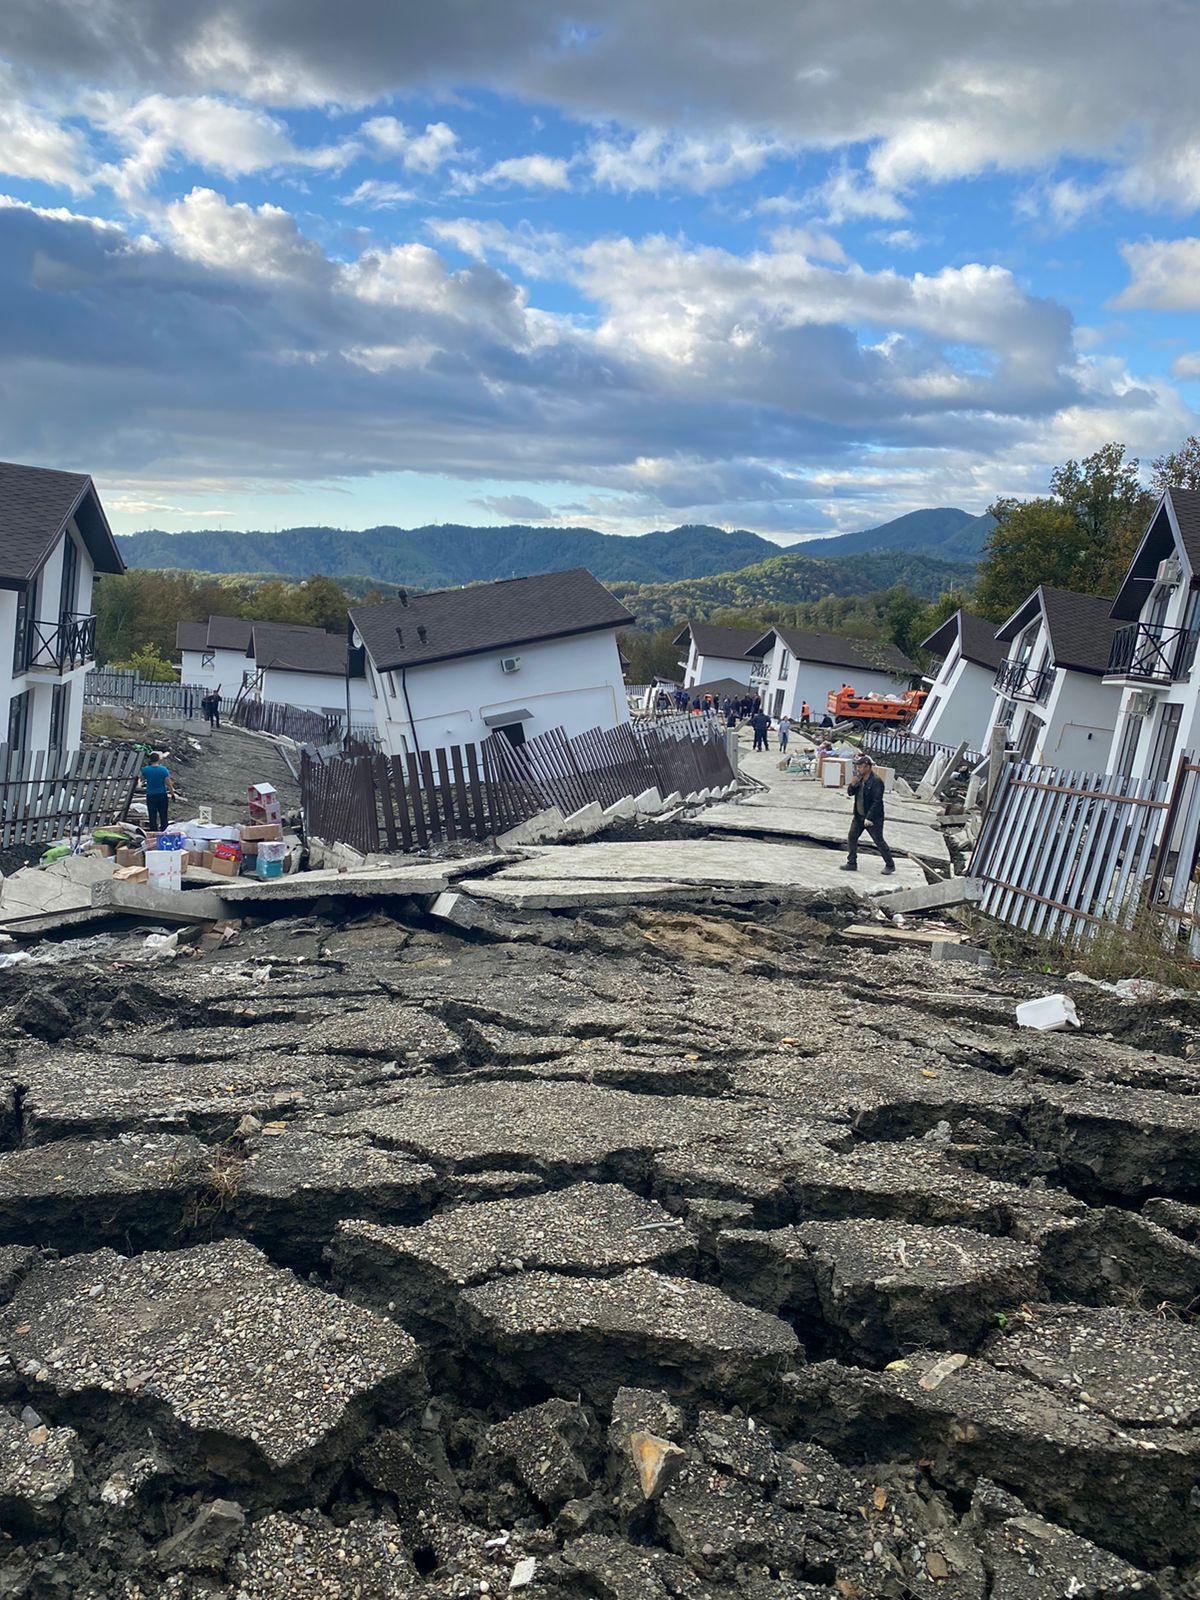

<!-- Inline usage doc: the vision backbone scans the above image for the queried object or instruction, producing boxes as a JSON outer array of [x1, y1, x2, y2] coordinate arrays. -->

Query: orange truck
[[826, 685, 927, 725]]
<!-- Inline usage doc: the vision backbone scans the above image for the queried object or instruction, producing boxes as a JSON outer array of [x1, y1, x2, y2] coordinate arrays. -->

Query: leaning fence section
[[230, 697, 344, 747], [0, 743, 140, 847], [300, 717, 736, 855], [861, 727, 981, 771], [970, 759, 1178, 945]]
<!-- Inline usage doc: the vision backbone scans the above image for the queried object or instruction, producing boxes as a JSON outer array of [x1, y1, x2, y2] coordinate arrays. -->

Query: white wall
[[686, 647, 756, 689], [912, 657, 996, 750], [260, 666, 373, 718], [1037, 670, 1120, 768], [368, 628, 628, 757], [179, 646, 250, 694], [0, 518, 95, 757]]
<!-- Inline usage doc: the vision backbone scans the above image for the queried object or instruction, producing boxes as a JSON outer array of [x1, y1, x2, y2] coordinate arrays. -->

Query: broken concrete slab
[[91, 880, 230, 923], [329, 1182, 695, 1339], [459, 876, 717, 910], [633, 787, 664, 814], [0, 1132, 208, 1252], [0, 1239, 426, 1493], [876, 876, 983, 913], [495, 807, 565, 847], [690, 803, 952, 866], [0, 855, 115, 924], [462, 1265, 798, 1406], [1028, 1082, 1200, 1197], [603, 795, 638, 822], [473, 839, 927, 896], [560, 802, 606, 838], [218, 859, 476, 901], [788, 1349, 1200, 1566], [1038, 1205, 1200, 1308]]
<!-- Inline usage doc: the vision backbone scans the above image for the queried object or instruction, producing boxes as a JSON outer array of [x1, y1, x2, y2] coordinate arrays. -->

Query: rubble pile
[[0, 901, 1196, 1596]]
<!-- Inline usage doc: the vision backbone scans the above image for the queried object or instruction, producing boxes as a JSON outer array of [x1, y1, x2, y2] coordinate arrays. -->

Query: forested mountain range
[[116, 506, 987, 589]]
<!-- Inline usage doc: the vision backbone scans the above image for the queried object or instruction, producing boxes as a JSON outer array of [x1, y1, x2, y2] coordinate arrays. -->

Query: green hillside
[[795, 507, 994, 561]]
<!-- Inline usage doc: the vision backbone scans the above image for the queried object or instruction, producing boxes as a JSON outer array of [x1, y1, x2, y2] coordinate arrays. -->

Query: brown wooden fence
[[970, 753, 1200, 947], [230, 698, 344, 746], [300, 718, 735, 855], [0, 743, 140, 847]]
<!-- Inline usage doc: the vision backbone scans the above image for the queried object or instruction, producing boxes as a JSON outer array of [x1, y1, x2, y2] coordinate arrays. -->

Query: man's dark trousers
[[847, 812, 894, 869]]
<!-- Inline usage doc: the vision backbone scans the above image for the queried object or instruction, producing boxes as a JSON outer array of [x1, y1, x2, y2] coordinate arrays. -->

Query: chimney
[[398, 588, 409, 607], [417, 624, 428, 643]]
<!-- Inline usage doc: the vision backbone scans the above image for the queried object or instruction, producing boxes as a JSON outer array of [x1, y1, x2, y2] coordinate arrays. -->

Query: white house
[[675, 622, 767, 692], [349, 567, 633, 758], [911, 609, 1005, 751], [247, 621, 373, 723], [175, 615, 254, 694], [1101, 486, 1200, 787], [746, 624, 916, 722], [0, 460, 123, 757], [983, 586, 1122, 769]]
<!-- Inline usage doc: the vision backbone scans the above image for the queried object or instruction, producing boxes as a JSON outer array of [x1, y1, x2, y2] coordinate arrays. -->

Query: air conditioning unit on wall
[[1156, 555, 1183, 587], [1128, 691, 1156, 717], [500, 656, 522, 674]]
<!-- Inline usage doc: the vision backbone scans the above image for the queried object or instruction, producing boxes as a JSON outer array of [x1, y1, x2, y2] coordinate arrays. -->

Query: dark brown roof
[[1113, 488, 1200, 620], [350, 568, 633, 673], [1167, 486, 1200, 571], [748, 624, 916, 677], [996, 586, 1120, 675], [250, 621, 361, 677], [175, 621, 208, 652], [0, 460, 123, 583], [205, 615, 254, 652], [674, 621, 768, 659], [920, 609, 1005, 671]]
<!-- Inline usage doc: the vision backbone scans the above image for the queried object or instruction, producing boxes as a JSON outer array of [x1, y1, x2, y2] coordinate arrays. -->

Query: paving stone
[[1038, 1206, 1200, 1308], [461, 1265, 798, 1407], [788, 1349, 1200, 1566], [0, 1240, 425, 1493], [228, 1511, 418, 1595], [229, 1129, 438, 1268], [0, 1406, 78, 1532], [329, 1182, 695, 1337], [0, 1133, 208, 1252]]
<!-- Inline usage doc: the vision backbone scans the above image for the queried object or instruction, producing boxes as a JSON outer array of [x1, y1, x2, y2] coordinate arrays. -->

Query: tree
[[1152, 435, 1200, 493], [110, 641, 178, 681], [880, 586, 927, 660], [975, 498, 1086, 620], [1049, 442, 1152, 593]]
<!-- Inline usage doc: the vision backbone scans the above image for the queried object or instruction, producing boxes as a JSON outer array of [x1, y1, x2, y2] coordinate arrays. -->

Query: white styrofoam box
[[145, 850, 183, 891], [1015, 994, 1080, 1031]]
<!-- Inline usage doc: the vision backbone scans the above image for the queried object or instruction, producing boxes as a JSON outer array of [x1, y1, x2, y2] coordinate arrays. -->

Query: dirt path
[[138, 720, 301, 825]]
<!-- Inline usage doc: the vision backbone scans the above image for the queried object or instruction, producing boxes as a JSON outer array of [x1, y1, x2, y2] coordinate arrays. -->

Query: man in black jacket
[[841, 752, 895, 874]]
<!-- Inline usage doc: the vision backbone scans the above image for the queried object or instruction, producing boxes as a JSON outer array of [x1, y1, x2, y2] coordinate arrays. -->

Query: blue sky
[[3, 0, 1200, 543]]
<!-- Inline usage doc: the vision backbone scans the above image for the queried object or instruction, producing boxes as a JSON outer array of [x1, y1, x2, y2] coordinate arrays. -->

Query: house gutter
[[401, 664, 422, 763]]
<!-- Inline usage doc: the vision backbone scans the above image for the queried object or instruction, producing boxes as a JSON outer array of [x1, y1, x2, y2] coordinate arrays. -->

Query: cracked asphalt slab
[[0, 896, 1197, 1592]]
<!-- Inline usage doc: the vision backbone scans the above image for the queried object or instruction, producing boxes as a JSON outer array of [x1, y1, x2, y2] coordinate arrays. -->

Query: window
[[1114, 712, 1143, 779], [12, 588, 28, 675], [48, 683, 68, 750], [7, 691, 29, 751], [1146, 703, 1183, 790], [58, 533, 79, 619], [202, 650, 215, 669], [1179, 589, 1200, 678]]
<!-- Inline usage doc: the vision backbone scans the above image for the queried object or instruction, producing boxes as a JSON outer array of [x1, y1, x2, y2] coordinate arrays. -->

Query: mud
[[0, 897, 1197, 1595]]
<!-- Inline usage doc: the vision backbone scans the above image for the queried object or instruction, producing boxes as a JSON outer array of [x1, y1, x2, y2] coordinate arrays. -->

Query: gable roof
[[0, 460, 123, 585], [204, 615, 254, 652], [1112, 487, 1200, 620], [747, 624, 916, 677], [996, 585, 1120, 675], [175, 621, 208, 652], [673, 621, 768, 660], [350, 567, 633, 673], [920, 608, 1005, 671], [250, 621, 362, 677], [687, 677, 754, 702]]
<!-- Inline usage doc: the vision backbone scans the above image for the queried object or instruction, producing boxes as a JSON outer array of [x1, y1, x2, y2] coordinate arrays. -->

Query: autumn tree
[[1152, 435, 1200, 493]]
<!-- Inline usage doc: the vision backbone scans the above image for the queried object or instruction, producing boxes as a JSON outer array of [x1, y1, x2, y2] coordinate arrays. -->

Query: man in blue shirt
[[140, 752, 175, 832]]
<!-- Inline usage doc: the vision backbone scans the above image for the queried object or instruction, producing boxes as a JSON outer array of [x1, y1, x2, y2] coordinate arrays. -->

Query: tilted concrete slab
[[469, 839, 924, 896], [685, 803, 951, 865], [91, 881, 230, 924], [875, 876, 982, 913], [218, 861, 468, 901], [458, 878, 723, 910], [731, 780, 941, 828], [0, 856, 115, 924]]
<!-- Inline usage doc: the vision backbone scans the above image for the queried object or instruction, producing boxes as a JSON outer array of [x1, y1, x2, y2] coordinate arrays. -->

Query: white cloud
[[361, 117, 457, 172], [1173, 352, 1200, 380], [1115, 237, 1200, 310], [340, 179, 417, 209], [0, 88, 92, 194], [588, 129, 781, 193], [479, 153, 571, 190], [163, 186, 331, 281], [808, 163, 908, 224], [877, 229, 922, 251]]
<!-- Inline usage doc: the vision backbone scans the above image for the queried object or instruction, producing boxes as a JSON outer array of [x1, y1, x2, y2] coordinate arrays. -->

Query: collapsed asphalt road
[[0, 895, 1198, 1596]]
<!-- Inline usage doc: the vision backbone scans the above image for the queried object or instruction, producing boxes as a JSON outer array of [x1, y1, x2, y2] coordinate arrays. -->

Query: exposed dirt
[[0, 897, 1197, 1596]]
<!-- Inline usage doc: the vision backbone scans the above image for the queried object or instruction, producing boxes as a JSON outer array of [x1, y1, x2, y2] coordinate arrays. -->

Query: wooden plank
[[405, 751, 429, 848], [449, 745, 471, 841], [435, 748, 457, 841], [375, 753, 399, 851]]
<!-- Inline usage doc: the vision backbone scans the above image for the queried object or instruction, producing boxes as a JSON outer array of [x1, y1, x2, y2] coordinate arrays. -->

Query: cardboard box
[[115, 846, 145, 869], [113, 864, 149, 884], [240, 823, 282, 843], [213, 840, 242, 860], [208, 854, 239, 877]]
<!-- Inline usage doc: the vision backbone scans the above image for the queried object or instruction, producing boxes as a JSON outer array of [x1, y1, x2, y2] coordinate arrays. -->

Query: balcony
[[1105, 621, 1198, 684], [994, 657, 1052, 703], [23, 612, 97, 674]]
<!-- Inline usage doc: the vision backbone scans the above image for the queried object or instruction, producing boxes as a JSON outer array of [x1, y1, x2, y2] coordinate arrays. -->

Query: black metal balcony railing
[[994, 657, 1053, 703], [1106, 621, 1199, 683], [24, 611, 97, 673]]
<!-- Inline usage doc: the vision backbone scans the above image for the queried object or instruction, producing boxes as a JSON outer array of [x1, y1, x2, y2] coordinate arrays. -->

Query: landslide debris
[[0, 907, 1196, 1595]]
